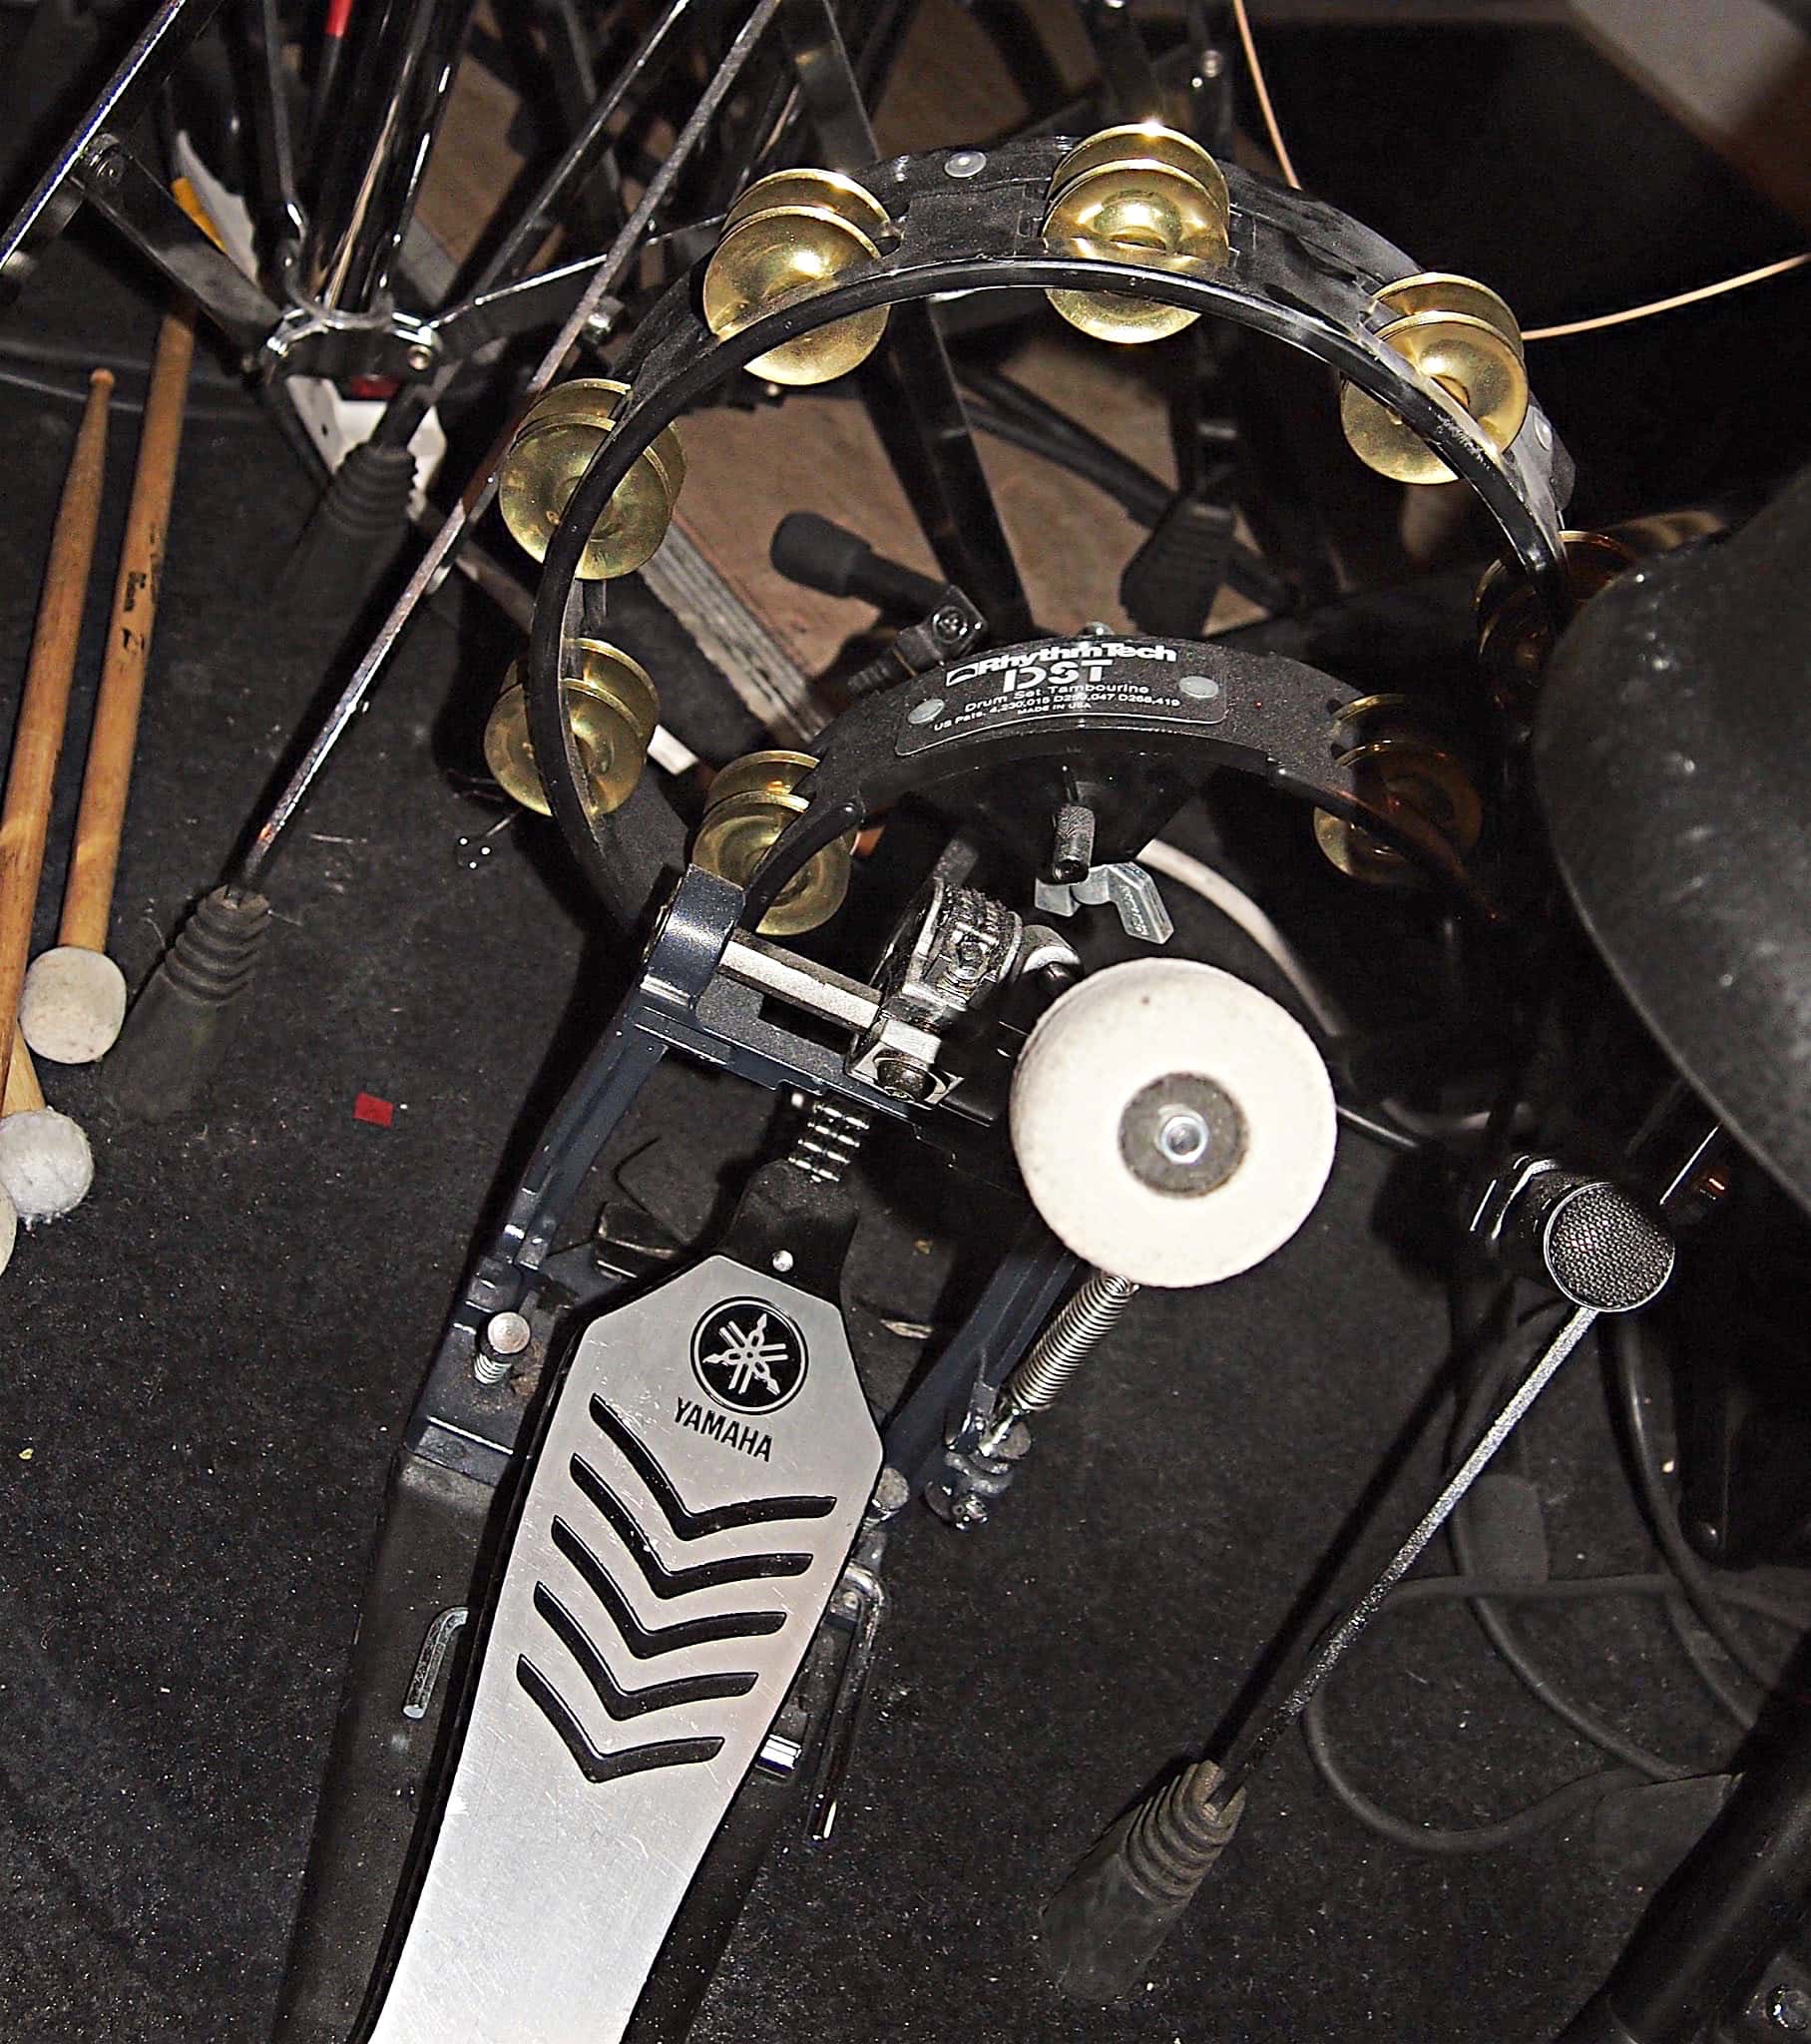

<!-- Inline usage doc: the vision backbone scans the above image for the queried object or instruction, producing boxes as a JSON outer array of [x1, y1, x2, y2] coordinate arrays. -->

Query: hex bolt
[[873, 1053, 936, 1102], [1158, 1109, 1210, 1165], [84, 141, 125, 190]]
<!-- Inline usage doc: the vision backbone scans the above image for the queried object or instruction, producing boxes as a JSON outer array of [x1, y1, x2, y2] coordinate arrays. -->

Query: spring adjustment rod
[[978, 1270, 1137, 1454]]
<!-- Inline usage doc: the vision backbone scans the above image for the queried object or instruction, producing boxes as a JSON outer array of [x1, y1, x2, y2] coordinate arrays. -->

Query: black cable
[[959, 390, 1292, 612], [746, 368, 1300, 620], [0, 331, 240, 389], [860, 360, 1290, 611], [1665, 1596, 1761, 1730], [1301, 1569, 1808, 1853], [0, 360, 262, 426], [957, 368, 1171, 521], [1333, 1103, 1421, 1155], [1305, 1711, 1633, 1855], [1448, 1310, 1694, 1782], [1300, 1310, 1811, 1855]]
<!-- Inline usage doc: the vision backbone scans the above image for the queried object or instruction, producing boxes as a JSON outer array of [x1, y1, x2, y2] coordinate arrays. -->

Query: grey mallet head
[[20, 945, 130, 1064], [0, 1108, 94, 1222]]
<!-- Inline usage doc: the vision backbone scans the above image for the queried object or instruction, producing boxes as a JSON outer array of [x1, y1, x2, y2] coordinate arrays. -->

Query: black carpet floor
[[3, 26, 1803, 2032]]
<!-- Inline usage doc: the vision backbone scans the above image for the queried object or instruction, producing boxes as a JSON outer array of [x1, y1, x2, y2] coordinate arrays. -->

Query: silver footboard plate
[[363, 1257, 881, 2043]]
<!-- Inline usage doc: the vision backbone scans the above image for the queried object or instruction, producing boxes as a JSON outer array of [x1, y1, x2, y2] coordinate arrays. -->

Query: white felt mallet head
[[20, 945, 129, 1064], [1009, 957, 1337, 1288], [0, 1188, 16, 1275], [0, 1037, 94, 1224], [0, 1106, 94, 1222]]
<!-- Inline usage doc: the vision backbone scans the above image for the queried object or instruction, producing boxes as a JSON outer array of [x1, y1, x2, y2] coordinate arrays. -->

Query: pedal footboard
[[357, 1255, 880, 2043]]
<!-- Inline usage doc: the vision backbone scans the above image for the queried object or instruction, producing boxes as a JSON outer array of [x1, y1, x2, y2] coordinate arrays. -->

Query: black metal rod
[[779, 0, 1034, 641], [242, 0, 305, 246], [303, 0, 480, 307], [0, 0, 229, 300], [78, 138, 284, 349], [468, 0, 697, 300], [373, 0, 699, 447], [1078, 0, 1169, 123]]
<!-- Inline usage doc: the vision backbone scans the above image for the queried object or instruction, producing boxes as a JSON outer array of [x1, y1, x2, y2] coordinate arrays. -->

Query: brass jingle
[[484, 640, 660, 818], [722, 166, 892, 240], [703, 750, 819, 809], [1043, 126, 1230, 345], [499, 378, 685, 580], [702, 207, 889, 385], [1375, 272, 1524, 358], [1476, 530, 1635, 711], [1047, 159, 1228, 262], [1313, 737, 1483, 887], [1339, 309, 1531, 484], [704, 169, 893, 387], [1047, 124, 1229, 211], [692, 750, 854, 936], [1328, 692, 1468, 750]]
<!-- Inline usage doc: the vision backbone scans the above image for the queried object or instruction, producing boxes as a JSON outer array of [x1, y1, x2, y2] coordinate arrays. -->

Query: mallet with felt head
[[0, 1025, 93, 1241], [0, 371, 111, 1238], [21, 304, 194, 1065]]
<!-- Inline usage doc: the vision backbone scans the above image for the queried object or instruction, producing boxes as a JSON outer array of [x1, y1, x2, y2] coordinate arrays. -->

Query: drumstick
[[21, 308, 194, 1063], [2, 1028, 41, 1116], [0, 369, 112, 1108]]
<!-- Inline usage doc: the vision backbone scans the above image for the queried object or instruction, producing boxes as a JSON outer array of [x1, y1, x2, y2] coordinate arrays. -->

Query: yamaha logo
[[690, 1299, 808, 1415]]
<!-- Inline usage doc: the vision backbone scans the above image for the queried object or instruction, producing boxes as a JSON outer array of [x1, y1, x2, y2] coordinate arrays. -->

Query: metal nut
[[872, 1052, 937, 1103], [485, 1310, 533, 1356]]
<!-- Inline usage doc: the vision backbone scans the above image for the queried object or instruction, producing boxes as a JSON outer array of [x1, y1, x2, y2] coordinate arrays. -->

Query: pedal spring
[[982, 1270, 1137, 1450]]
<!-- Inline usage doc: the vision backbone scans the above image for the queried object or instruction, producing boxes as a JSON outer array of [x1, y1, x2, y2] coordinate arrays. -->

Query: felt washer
[[1010, 958, 1337, 1288]]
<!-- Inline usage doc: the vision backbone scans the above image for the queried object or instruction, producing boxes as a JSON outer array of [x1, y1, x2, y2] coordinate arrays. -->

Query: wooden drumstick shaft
[[59, 306, 194, 955], [3, 1027, 44, 1116], [0, 371, 112, 1106]]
